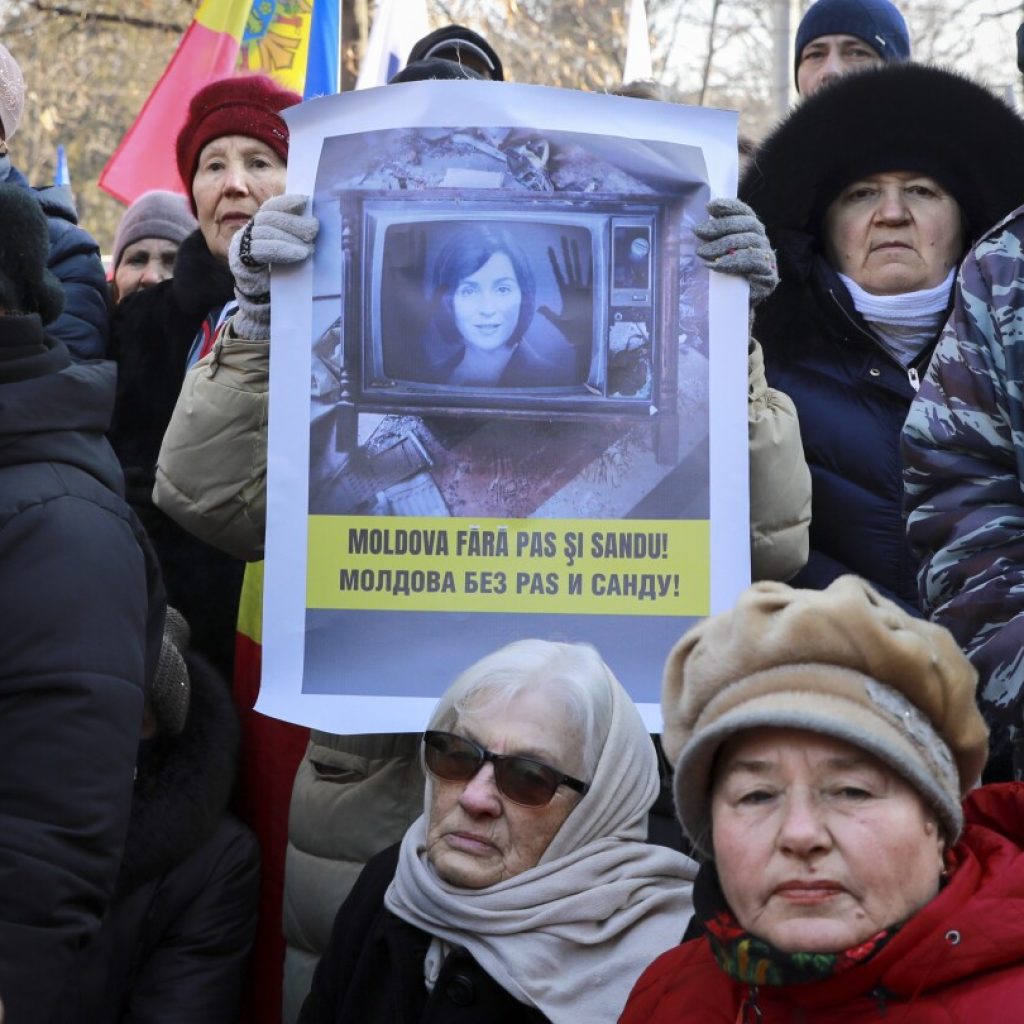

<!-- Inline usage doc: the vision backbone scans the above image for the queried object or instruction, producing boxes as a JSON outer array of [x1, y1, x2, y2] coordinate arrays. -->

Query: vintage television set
[[334, 190, 685, 462]]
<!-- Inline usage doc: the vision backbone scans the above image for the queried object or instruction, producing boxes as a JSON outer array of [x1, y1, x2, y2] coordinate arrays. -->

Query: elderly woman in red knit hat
[[108, 74, 299, 681]]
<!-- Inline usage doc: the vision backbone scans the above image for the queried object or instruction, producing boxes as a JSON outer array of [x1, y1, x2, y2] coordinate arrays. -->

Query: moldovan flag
[[355, 0, 430, 89], [623, 0, 654, 83], [99, 0, 340, 205]]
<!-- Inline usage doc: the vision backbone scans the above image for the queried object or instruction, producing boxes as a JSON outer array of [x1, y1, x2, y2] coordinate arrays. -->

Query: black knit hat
[[389, 58, 484, 84], [0, 184, 64, 323], [741, 64, 1024, 247], [407, 25, 503, 81]]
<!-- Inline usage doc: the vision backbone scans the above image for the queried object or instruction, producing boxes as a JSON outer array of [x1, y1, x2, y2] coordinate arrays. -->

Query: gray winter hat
[[112, 190, 197, 270]]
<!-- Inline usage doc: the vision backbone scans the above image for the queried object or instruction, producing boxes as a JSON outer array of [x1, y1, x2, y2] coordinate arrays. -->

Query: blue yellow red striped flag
[[99, 0, 340, 204]]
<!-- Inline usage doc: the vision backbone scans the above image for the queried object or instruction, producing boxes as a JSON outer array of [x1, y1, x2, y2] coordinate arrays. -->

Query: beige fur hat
[[662, 576, 988, 855]]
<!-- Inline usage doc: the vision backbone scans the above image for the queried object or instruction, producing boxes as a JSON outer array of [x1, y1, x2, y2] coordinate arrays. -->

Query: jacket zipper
[[827, 288, 923, 391]]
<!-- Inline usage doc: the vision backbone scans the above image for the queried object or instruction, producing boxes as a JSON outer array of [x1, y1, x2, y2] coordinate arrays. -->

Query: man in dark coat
[[0, 182, 161, 1022]]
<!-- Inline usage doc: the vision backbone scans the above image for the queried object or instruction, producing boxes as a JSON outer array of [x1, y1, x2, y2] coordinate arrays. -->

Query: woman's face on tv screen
[[452, 251, 522, 351]]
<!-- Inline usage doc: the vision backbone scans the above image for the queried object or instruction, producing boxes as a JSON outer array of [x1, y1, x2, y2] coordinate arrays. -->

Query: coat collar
[[170, 228, 236, 325], [748, 783, 1024, 1011]]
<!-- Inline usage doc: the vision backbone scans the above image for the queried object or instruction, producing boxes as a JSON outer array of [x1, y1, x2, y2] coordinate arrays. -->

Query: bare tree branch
[[25, 0, 187, 33], [698, 0, 723, 105]]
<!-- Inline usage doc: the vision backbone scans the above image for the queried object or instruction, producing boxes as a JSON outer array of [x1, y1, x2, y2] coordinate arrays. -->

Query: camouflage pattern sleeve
[[902, 209, 1024, 756]]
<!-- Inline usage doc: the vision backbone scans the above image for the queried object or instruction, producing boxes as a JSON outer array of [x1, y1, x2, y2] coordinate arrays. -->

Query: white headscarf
[[385, 641, 696, 1023]]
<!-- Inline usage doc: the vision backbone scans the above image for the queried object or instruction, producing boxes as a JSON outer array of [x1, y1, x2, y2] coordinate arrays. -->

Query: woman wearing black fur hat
[[740, 63, 1024, 612]]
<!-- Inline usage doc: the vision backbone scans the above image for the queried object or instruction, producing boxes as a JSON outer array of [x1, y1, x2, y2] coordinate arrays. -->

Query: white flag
[[356, 0, 431, 89], [623, 0, 654, 83]]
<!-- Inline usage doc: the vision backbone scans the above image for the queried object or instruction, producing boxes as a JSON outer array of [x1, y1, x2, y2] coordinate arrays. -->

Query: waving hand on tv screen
[[539, 234, 593, 352]]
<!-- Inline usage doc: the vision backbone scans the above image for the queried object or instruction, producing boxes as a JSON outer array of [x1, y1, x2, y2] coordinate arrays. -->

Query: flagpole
[[336, 0, 343, 92]]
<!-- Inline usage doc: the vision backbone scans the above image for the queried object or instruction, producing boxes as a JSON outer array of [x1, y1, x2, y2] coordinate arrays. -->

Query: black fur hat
[[0, 183, 63, 323], [741, 64, 1024, 247]]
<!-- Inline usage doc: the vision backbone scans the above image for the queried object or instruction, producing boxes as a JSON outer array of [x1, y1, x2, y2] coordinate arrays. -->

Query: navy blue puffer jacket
[[3, 158, 110, 360], [756, 255, 929, 613]]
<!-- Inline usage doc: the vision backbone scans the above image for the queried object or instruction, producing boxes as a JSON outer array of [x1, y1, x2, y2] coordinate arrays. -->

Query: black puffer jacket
[[109, 229, 243, 678], [0, 318, 161, 1024], [76, 653, 260, 1023]]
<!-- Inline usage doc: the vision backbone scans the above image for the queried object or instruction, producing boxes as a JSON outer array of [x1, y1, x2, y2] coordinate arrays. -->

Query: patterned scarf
[[694, 863, 897, 988]]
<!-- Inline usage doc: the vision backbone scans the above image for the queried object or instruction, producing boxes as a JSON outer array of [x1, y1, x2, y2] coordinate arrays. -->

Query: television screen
[[374, 218, 594, 390], [341, 194, 669, 418]]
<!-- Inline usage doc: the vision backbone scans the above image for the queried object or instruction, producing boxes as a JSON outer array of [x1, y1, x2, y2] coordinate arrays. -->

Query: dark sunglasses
[[423, 730, 590, 807]]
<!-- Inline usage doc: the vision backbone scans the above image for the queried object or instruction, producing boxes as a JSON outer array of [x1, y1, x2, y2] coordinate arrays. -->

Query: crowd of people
[[5, 0, 1024, 1021]]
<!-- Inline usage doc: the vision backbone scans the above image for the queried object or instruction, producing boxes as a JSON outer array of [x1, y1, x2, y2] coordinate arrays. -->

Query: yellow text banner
[[307, 516, 709, 617]]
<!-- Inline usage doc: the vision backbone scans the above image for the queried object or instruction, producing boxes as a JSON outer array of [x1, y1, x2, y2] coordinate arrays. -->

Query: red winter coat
[[620, 784, 1024, 1023]]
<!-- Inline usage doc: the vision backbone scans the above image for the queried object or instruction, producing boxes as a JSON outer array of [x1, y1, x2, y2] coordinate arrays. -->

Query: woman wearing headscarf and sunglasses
[[298, 639, 696, 1024]]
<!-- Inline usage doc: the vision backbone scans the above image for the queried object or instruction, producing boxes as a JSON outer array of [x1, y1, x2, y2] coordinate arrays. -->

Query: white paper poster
[[259, 81, 749, 733]]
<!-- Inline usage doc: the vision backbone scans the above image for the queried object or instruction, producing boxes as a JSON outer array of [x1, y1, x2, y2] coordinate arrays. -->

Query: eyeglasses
[[423, 730, 590, 807]]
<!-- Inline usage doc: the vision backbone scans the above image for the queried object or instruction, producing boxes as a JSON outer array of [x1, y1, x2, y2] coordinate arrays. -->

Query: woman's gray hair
[[429, 639, 616, 780]]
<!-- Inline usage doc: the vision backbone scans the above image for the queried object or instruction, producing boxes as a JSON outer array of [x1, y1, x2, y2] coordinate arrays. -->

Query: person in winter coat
[[902, 208, 1024, 779], [620, 575, 1024, 1023], [75, 609, 260, 1023], [109, 190, 197, 304], [108, 74, 300, 684], [740, 63, 1024, 613], [0, 182, 162, 1023], [299, 640, 696, 1024], [0, 43, 110, 360]]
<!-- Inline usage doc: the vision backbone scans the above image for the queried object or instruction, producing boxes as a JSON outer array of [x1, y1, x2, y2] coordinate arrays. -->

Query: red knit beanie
[[175, 75, 301, 210]]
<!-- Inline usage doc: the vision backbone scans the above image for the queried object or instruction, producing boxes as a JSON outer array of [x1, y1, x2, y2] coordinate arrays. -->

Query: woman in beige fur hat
[[620, 575, 1024, 1023]]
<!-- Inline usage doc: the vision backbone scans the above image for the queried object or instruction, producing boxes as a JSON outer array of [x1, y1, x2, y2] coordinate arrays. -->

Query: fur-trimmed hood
[[742, 64, 1024, 253]]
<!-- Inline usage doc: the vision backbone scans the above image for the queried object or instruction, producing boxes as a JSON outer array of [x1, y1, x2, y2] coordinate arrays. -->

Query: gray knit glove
[[694, 197, 778, 305], [228, 193, 319, 339]]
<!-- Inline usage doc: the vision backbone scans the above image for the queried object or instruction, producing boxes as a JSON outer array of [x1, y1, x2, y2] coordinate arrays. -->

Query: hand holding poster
[[260, 81, 749, 733]]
